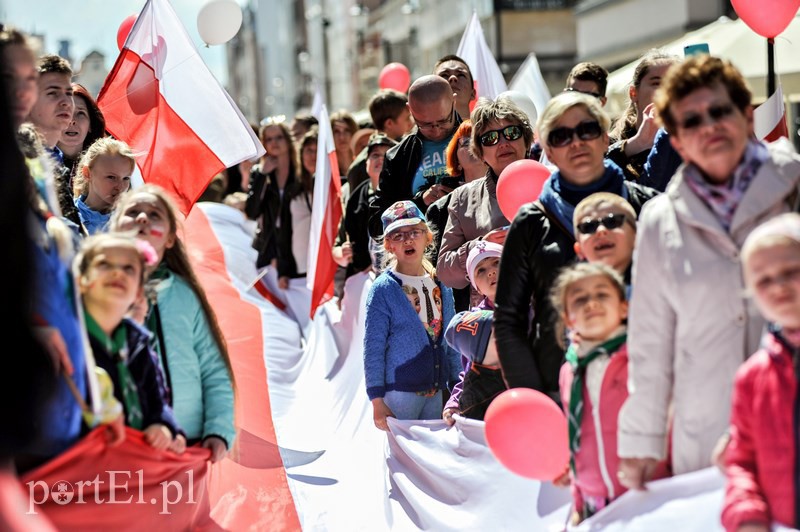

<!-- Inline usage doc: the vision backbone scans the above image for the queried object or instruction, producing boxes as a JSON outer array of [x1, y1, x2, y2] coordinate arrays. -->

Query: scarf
[[85, 312, 144, 429], [683, 139, 768, 232], [538, 160, 627, 235], [565, 331, 627, 474]]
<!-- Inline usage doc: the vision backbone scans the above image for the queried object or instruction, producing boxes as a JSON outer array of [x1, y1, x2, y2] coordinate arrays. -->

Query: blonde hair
[[74, 138, 136, 197], [549, 262, 626, 348], [537, 91, 611, 149], [74, 232, 148, 288], [572, 192, 637, 238], [382, 222, 437, 277]]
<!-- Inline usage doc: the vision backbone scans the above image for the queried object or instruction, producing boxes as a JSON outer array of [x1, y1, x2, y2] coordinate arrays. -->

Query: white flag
[[456, 11, 508, 100]]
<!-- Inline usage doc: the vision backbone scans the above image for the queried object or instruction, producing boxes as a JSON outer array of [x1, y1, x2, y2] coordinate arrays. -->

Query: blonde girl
[[109, 184, 235, 462], [363, 200, 459, 430], [74, 137, 135, 234]]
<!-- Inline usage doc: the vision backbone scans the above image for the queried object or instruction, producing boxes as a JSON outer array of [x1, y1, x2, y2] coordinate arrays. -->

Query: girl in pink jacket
[[723, 213, 800, 532], [551, 262, 648, 523]]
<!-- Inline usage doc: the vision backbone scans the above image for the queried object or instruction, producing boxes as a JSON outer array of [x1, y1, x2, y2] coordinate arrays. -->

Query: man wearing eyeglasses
[[369, 75, 462, 237], [564, 62, 608, 107]]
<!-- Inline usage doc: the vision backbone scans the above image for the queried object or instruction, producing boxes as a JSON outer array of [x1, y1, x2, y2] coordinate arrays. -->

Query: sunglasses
[[678, 103, 735, 130], [547, 120, 603, 148], [387, 228, 425, 242], [576, 212, 630, 235], [479, 125, 523, 147]]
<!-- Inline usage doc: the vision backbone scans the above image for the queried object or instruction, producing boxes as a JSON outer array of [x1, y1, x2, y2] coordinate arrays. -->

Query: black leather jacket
[[493, 181, 659, 395]]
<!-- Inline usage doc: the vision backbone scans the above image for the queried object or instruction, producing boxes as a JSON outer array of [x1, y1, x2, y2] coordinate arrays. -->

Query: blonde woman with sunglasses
[[617, 56, 800, 489], [493, 91, 658, 405]]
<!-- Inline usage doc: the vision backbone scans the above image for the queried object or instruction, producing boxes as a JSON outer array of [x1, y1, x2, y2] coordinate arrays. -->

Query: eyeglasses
[[678, 103, 736, 131], [576, 213, 630, 235], [415, 104, 455, 132], [563, 87, 603, 99], [547, 120, 603, 148], [479, 125, 523, 147], [387, 229, 425, 242]]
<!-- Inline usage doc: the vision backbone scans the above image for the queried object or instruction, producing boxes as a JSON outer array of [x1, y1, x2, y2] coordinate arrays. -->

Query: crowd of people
[[3, 16, 800, 532]]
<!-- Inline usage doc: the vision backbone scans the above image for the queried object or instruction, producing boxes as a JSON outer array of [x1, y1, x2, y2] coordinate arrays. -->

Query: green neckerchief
[[84, 311, 144, 430], [565, 332, 627, 475], [150, 262, 170, 281]]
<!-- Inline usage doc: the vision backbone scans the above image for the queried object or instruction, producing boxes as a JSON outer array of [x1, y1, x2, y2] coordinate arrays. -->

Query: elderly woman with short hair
[[617, 55, 800, 493], [493, 91, 658, 400], [436, 97, 533, 309]]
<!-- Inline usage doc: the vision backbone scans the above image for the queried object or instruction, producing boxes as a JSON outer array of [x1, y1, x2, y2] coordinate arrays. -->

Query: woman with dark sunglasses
[[493, 90, 658, 404], [616, 56, 800, 499], [437, 98, 533, 311]]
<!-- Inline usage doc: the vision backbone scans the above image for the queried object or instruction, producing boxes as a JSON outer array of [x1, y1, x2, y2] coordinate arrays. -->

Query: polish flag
[[97, 0, 264, 215], [456, 10, 508, 102], [306, 106, 342, 318], [754, 84, 789, 142]]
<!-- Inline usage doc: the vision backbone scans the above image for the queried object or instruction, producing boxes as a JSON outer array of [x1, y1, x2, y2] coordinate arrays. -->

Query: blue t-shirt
[[411, 137, 450, 196]]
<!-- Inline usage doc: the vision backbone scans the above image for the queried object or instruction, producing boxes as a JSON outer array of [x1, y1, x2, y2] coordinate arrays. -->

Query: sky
[[0, 0, 247, 86]]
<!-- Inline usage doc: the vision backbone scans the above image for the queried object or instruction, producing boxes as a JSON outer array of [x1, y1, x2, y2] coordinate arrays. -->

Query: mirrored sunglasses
[[576, 212, 628, 235], [479, 125, 523, 147], [547, 120, 603, 148]]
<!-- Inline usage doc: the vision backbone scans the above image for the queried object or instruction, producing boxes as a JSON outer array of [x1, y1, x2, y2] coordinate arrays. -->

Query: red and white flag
[[754, 84, 789, 142], [97, 0, 264, 214], [306, 106, 342, 318], [456, 11, 508, 101]]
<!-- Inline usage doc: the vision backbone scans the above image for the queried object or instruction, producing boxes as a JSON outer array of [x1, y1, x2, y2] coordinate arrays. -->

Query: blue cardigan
[[363, 270, 460, 400]]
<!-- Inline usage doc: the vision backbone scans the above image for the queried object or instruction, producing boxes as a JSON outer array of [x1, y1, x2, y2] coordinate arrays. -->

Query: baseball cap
[[381, 200, 426, 236]]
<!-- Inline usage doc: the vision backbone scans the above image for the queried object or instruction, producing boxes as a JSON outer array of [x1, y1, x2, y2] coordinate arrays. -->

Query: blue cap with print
[[382, 200, 426, 235]]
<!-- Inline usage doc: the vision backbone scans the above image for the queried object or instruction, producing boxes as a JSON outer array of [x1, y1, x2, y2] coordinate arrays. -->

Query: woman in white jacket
[[617, 55, 800, 487]]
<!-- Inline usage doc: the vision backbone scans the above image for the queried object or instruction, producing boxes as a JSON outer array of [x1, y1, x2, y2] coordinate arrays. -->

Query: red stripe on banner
[[764, 113, 789, 142], [20, 427, 214, 531], [98, 49, 225, 215], [309, 152, 343, 317], [182, 208, 301, 531], [254, 279, 287, 311]]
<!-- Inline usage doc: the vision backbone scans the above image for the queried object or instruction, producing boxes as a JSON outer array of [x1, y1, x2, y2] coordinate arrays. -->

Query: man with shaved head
[[369, 75, 461, 237]]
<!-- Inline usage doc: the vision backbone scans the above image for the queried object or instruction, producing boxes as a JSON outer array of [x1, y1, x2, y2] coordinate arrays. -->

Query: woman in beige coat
[[617, 56, 800, 488]]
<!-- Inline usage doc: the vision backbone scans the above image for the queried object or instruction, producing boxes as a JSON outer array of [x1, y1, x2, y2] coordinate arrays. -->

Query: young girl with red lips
[[109, 184, 235, 462], [363, 200, 460, 430]]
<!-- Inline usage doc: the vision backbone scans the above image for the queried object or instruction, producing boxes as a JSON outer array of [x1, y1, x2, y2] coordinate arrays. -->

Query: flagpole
[[767, 37, 776, 96]]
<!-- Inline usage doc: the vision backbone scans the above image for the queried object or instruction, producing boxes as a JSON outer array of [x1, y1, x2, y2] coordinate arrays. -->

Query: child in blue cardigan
[[364, 201, 459, 430]]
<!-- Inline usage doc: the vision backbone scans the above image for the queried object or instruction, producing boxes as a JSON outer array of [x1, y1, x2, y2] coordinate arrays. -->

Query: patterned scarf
[[565, 332, 627, 474], [85, 312, 144, 429], [538, 160, 627, 236], [683, 139, 768, 232]]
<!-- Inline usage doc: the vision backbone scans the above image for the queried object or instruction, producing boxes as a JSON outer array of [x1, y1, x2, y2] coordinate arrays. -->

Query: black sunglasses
[[547, 120, 603, 148], [679, 104, 735, 130], [479, 125, 523, 147], [576, 212, 629, 235]]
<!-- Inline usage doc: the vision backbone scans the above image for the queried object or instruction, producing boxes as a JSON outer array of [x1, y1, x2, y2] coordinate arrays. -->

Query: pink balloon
[[484, 388, 569, 480], [378, 63, 411, 93], [117, 14, 137, 50], [731, 0, 800, 38], [496, 159, 551, 222]]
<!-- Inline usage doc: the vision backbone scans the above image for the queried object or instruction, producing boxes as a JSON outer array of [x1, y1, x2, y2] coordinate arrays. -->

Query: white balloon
[[497, 90, 539, 126], [197, 0, 243, 46]]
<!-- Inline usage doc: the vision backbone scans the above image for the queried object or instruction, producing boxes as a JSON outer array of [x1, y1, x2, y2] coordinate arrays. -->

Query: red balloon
[[731, 0, 800, 38], [378, 63, 411, 93], [496, 159, 551, 222], [484, 388, 569, 480], [117, 14, 137, 51]]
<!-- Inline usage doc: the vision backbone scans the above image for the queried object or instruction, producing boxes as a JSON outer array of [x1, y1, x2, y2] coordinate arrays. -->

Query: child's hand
[[552, 465, 570, 488], [202, 436, 228, 463], [169, 434, 187, 454], [104, 414, 126, 447], [371, 398, 395, 431], [618, 457, 659, 490], [278, 276, 290, 290], [442, 408, 459, 426], [143, 424, 172, 450], [711, 431, 731, 473]]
